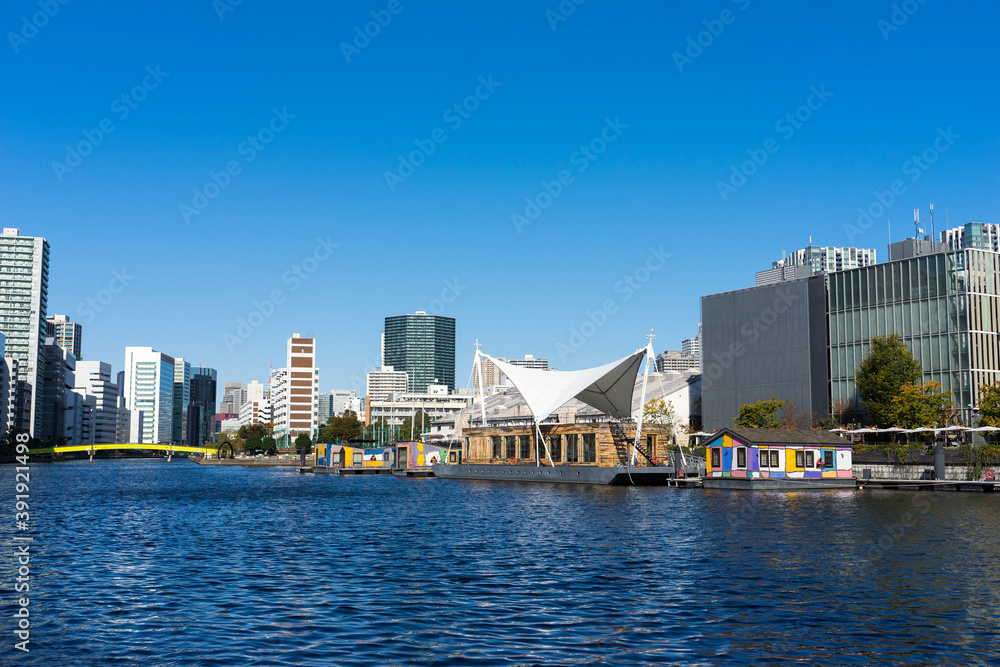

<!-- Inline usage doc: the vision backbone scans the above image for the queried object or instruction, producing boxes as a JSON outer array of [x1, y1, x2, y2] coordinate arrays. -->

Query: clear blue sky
[[2, 0, 997, 396]]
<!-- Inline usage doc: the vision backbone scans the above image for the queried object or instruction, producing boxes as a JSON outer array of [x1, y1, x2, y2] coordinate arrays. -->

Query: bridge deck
[[29, 444, 218, 455]]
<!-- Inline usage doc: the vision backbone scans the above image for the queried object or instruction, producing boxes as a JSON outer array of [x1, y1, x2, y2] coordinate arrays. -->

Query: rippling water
[[4, 459, 1000, 666]]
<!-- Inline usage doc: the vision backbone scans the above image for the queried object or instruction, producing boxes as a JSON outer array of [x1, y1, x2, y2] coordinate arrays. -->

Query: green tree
[[217, 429, 244, 452], [320, 412, 364, 444], [734, 398, 786, 429], [244, 433, 264, 455], [891, 381, 953, 428], [855, 334, 922, 427], [978, 382, 1000, 426], [262, 436, 277, 455], [294, 433, 313, 454], [399, 409, 437, 440]]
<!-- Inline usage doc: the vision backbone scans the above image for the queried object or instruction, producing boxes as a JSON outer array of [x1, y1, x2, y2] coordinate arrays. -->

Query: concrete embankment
[[193, 456, 301, 467]]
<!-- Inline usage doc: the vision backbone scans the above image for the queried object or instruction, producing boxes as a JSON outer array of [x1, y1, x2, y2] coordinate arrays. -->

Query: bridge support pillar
[[167, 450, 172, 463], [89, 449, 94, 462]]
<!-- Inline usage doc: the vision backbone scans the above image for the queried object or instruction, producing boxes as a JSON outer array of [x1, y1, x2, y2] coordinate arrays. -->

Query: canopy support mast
[[631, 331, 656, 467]]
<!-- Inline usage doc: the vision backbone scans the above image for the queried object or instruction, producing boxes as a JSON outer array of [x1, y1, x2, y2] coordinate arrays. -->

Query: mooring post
[[167, 448, 172, 463], [89, 447, 94, 462]]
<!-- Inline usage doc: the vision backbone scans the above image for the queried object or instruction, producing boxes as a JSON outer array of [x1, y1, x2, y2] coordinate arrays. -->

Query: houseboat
[[432, 340, 700, 485], [702, 427, 855, 489]]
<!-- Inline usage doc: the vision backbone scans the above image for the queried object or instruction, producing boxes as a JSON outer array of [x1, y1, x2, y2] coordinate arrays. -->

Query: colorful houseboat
[[313, 443, 394, 470], [702, 427, 855, 489]]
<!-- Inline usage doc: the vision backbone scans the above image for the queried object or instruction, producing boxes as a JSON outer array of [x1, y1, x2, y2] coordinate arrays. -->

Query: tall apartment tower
[[124, 347, 175, 444], [239, 379, 271, 427], [73, 361, 119, 444], [0, 228, 50, 434], [271, 334, 319, 440], [188, 367, 217, 447], [366, 366, 408, 401], [172, 358, 191, 445], [383, 312, 455, 393], [46, 314, 82, 360], [0, 334, 20, 440]]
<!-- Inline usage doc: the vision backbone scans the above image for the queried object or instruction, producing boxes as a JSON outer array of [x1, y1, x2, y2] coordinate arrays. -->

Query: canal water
[[5, 459, 1000, 666]]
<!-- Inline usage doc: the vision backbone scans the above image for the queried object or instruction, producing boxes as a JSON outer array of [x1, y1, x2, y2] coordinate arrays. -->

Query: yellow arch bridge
[[29, 444, 219, 458]]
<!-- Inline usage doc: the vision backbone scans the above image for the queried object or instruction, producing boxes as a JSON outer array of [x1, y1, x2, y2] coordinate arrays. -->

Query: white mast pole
[[632, 330, 656, 466], [474, 342, 487, 428]]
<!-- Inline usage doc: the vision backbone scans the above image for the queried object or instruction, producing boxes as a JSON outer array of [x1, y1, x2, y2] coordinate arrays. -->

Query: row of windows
[[830, 334, 967, 380], [830, 296, 965, 346], [490, 434, 597, 463], [829, 254, 959, 313]]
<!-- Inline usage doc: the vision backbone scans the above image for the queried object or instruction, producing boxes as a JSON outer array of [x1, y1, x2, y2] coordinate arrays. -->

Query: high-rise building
[[239, 380, 270, 427], [366, 366, 408, 401], [172, 358, 191, 445], [772, 244, 877, 274], [331, 389, 356, 417], [45, 314, 82, 360], [220, 382, 246, 415], [0, 334, 19, 439], [317, 391, 334, 424], [271, 334, 319, 441], [124, 347, 175, 444], [36, 337, 76, 446], [0, 228, 50, 434], [682, 324, 702, 358], [655, 350, 701, 373], [473, 355, 504, 393], [188, 367, 217, 447], [73, 361, 119, 444], [509, 355, 549, 370], [940, 222, 1000, 252], [383, 312, 455, 393]]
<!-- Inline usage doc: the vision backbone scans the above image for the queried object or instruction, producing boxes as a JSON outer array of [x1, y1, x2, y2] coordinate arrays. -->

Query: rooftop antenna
[[888, 219, 891, 259], [914, 209, 921, 238], [930, 203, 935, 240]]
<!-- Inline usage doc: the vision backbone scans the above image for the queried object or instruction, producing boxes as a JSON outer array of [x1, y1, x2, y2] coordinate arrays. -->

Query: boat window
[[583, 434, 596, 463], [805, 451, 815, 467], [491, 436, 502, 458], [795, 451, 804, 467], [824, 450, 835, 468], [505, 436, 516, 459], [550, 435, 562, 462], [519, 435, 531, 459], [711, 447, 721, 467], [449, 451, 457, 463], [770, 451, 779, 468], [736, 447, 746, 468], [566, 434, 579, 463]]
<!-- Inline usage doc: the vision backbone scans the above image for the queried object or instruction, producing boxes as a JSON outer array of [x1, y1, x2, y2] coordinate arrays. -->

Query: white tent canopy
[[482, 349, 647, 423]]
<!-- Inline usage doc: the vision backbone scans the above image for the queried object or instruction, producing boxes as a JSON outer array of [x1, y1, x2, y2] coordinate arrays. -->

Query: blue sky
[[2, 0, 997, 395]]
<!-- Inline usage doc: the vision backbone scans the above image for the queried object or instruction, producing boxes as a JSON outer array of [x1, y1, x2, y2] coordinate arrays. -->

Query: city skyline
[[2, 1, 996, 394]]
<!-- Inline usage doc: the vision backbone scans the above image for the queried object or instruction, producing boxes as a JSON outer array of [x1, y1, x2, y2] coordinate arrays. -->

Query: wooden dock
[[298, 466, 393, 476], [859, 478, 1000, 493], [392, 468, 436, 478]]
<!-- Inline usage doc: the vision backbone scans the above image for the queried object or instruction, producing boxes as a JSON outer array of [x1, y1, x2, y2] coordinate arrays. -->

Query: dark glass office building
[[383, 312, 455, 393], [187, 367, 217, 447]]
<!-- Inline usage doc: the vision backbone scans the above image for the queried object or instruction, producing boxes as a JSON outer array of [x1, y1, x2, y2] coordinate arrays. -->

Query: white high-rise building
[[767, 244, 876, 278], [0, 228, 50, 434], [0, 333, 19, 439], [74, 361, 119, 444], [124, 347, 175, 444], [46, 314, 82, 360], [367, 366, 408, 401], [172, 358, 191, 445], [239, 380, 271, 427], [271, 334, 319, 441]]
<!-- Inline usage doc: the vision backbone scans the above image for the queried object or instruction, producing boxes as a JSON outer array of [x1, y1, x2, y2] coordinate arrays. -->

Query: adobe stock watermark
[[76, 268, 135, 324], [384, 75, 501, 192], [716, 85, 833, 201], [843, 126, 959, 242], [418, 278, 466, 315], [556, 246, 671, 361], [7, 0, 71, 53], [877, 0, 929, 41], [511, 117, 628, 234], [52, 66, 169, 182], [672, 0, 751, 73], [213, 0, 243, 21], [702, 287, 799, 389], [223, 236, 338, 352], [340, 0, 414, 64], [179, 107, 295, 224], [545, 0, 586, 31]]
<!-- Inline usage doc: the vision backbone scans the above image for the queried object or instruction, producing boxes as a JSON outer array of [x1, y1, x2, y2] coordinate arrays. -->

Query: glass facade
[[827, 250, 986, 423], [383, 313, 456, 393]]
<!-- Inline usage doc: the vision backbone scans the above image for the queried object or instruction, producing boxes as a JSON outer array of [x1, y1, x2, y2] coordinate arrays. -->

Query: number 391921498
[[14, 432, 29, 527]]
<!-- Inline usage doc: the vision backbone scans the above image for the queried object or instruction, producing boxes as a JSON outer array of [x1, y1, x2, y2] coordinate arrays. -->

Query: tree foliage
[[320, 412, 364, 444], [734, 398, 786, 429], [294, 433, 313, 454], [854, 334, 922, 427], [977, 382, 1000, 426], [262, 436, 277, 455], [890, 381, 953, 428]]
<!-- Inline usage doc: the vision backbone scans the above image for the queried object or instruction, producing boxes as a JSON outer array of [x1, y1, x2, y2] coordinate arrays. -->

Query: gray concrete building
[[701, 276, 829, 430]]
